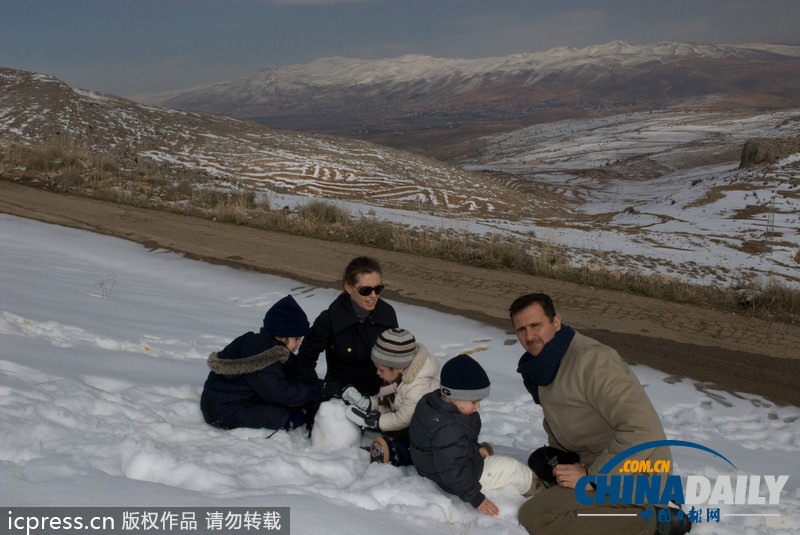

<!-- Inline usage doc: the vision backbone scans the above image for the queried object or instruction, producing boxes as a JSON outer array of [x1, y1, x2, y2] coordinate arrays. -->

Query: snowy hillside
[[462, 108, 800, 288], [2, 63, 799, 290], [1, 214, 798, 534], [0, 67, 520, 215]]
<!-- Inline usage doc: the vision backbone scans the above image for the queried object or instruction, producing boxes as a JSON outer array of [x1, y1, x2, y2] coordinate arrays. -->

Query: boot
[[369, 436, 390, 464], [654, 507, 692, 535]]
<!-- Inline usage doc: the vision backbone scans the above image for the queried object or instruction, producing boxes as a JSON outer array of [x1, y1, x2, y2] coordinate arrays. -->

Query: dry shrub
[[175, 179, 195, 198], [54, 166, 85, 188], [91, 155, 119, 180], [461, 235, 530, 271], [213, 190, 258, 224], [736, 279, 800, 319], [298, 200, 351, 226], [6, 138, 86, 175], [527, 241, 570, 277], [159, 179, 195, 202]]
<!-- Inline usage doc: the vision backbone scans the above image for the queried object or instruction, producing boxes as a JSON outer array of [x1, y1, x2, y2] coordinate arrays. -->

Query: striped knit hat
[[371, 328, 418, 369]]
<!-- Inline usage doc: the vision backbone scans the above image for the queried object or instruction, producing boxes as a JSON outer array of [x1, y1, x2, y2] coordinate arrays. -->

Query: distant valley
[[137, 41, 800, 161]]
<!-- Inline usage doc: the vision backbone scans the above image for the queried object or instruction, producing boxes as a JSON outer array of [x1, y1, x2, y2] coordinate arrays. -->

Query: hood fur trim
[[402, 344, 433, 383], [207, 345, 290, 376]]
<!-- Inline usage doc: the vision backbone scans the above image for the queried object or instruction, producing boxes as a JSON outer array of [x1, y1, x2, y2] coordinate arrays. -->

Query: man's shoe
[[654, 507, 692, 535]]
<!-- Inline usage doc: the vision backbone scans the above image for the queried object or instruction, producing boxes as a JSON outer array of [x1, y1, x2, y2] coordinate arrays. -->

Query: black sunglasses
[[356, 284, 385, 296]]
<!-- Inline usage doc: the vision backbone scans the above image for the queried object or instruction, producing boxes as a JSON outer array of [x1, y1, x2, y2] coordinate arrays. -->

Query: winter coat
[[370, 344, 440, 432], [297, 292, 397, 395], [408, 391, 486, 508], [523, 331, 670, 478], [200, 330, 321, 430]]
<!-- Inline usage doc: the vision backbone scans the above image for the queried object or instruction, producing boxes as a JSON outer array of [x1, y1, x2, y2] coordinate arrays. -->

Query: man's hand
[[553, 462, 590, 490], [477, 497, 499, 516]]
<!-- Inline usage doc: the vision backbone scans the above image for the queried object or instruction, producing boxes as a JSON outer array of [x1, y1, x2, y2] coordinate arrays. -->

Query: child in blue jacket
[[201, 295, 339, 430]]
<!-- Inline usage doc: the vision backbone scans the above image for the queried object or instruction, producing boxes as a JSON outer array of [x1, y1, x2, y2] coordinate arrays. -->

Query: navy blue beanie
[[263, 295, 309, 337], [440, 354, 491, 401]]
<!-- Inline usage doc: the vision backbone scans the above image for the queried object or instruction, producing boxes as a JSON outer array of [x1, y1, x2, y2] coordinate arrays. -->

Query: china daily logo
[[574, 440, 788, 523]]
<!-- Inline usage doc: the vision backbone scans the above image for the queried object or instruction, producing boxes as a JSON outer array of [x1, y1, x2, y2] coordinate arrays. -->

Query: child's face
[[451, 399, 481, 415], [375, 364, 403, 383], [275, 336, 303, 353]]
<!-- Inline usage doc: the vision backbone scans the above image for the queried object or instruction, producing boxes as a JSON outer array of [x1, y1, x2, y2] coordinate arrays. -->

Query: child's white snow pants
[[479, 455, 533, 494]]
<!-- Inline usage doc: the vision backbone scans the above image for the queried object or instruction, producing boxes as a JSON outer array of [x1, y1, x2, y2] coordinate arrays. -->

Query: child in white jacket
[[343, 328, 439, 465]]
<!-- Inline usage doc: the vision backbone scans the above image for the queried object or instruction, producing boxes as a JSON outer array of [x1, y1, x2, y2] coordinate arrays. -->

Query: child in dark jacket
[[200, 295, 339, 431], [409, 354, 542, 516]]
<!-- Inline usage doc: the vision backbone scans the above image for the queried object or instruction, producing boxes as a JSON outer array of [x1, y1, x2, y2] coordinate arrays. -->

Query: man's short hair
[[509, 293, 557, 321]]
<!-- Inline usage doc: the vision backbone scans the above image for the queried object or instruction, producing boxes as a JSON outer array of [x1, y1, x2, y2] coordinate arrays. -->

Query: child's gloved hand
[[341, 385, 371, 411], [345, 406, 380, 430], [319, 380, 343, 399]]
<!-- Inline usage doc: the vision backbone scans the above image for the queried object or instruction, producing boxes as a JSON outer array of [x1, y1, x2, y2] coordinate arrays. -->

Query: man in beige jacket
[[510, 293, 688, 535]]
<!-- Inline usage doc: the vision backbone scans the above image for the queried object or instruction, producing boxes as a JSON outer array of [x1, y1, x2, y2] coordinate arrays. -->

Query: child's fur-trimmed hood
[[207, 344, 289, 376]]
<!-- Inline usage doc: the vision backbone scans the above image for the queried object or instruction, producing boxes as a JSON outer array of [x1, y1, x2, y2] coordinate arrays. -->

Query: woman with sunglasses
[[297, 256, 398, 397]]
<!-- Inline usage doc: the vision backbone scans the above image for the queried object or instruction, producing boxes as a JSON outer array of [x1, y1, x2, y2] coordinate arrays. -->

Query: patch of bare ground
[[732, 204, 770, 219], [737, 240, 771, 255]]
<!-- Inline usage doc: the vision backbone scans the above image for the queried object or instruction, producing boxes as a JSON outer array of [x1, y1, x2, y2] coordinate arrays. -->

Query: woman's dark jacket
[[408, 391, 486, 508], [297, 292, 397, 396], [200, 329, 321, 430]]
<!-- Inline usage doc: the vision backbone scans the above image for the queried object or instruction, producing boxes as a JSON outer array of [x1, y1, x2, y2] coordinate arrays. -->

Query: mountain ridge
[[137, 41, 800, 101], [132, 40, 800, 161]]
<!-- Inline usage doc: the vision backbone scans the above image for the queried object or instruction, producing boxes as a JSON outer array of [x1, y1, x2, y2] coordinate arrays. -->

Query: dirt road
[[2, 181, 798, 406]]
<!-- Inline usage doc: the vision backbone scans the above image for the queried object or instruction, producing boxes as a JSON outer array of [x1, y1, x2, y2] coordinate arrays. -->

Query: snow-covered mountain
[[136, 41, 800, 145], [145, 42, 800, 96]]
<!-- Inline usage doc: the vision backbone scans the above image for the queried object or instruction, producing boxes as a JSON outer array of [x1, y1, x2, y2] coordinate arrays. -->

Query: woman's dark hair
[[508, 293, 557, 321], [343, 256, 383, 287]]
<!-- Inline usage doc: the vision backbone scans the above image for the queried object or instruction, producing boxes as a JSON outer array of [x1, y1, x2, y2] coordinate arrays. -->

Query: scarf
[[516, 325, 575, 405], [351, 299, 371, 323], [377, 376, 402, 410]]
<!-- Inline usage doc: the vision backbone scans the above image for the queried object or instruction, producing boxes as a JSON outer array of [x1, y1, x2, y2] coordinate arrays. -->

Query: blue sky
[[1, 0, 798, 97]]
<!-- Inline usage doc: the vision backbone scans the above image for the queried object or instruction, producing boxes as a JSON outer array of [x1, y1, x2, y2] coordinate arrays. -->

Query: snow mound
[[311, 399, 362, 451]]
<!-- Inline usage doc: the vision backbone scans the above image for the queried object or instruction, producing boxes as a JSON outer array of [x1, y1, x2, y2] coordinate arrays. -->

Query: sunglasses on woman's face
[[356, 284, 385, 296]]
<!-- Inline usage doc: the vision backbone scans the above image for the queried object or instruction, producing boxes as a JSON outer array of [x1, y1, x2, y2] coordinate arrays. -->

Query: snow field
[[0, 214, 798, 534]]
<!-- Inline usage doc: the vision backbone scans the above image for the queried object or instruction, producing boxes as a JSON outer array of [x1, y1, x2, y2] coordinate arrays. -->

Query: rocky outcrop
[[739, 135, 800, 168]]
